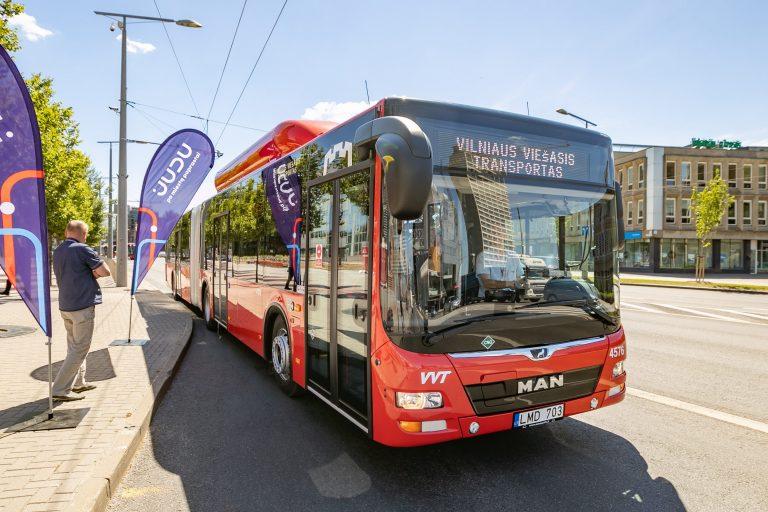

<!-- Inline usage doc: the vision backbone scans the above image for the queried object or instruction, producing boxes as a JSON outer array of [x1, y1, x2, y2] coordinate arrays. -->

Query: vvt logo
[[421, 370, 451, 385], [529, 348, 550, 360]]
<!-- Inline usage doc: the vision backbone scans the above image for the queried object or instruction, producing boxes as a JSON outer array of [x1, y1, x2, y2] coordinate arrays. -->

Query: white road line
[[656, 304, 751, 323], [627, 387, 768, 435], [621, 302, 660, 313], [714, 308, 768, 321]]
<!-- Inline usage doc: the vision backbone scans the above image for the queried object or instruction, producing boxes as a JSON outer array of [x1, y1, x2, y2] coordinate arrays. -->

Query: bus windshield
[[379, 109, 620, 354]]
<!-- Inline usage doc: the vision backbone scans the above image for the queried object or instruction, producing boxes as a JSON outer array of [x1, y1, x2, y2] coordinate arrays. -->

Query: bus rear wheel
[[202, 289, 216, 331], [270, 316, 301, 397]]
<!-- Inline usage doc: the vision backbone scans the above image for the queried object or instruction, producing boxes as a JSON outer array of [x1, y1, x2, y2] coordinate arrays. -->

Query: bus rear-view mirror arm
[[614, 180, 625, 251], [354, 116, 433, 221]]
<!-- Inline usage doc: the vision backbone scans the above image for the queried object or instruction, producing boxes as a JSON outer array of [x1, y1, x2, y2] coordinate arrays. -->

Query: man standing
[[51, 220, 111, 401]]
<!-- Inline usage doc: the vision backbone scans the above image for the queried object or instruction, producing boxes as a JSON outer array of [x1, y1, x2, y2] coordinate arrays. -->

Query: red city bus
[[166, 98, 627, 447]]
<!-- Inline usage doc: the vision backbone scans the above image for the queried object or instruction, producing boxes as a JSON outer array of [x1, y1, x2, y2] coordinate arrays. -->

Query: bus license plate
[[514, 404, 564, 428]]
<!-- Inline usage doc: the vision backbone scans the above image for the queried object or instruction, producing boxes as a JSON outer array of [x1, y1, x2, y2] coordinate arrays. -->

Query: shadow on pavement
[[125, 319, 686, 512], [0, 398, 51, 430], [30, 348, 116, 382]]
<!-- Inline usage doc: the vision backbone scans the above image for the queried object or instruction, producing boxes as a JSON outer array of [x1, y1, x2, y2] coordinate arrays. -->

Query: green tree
[[1, 6, 104, 246], [691, 170, 734, 281], [0, 0, 23, 52]]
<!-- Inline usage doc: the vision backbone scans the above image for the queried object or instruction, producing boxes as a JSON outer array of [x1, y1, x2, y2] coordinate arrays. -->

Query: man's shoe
[[72, 384, 97, 393], [53, 393, 84, 402]]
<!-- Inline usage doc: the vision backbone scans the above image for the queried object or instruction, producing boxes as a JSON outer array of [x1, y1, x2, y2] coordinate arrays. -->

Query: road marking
[[621, 302, 660, 313], [627, 387, 768, 435], [715, 308, 768, 321], [656, 304, 751, 323]]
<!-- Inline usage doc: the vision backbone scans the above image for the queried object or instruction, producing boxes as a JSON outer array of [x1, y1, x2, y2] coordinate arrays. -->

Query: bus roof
[[214, 119, 336, 191]]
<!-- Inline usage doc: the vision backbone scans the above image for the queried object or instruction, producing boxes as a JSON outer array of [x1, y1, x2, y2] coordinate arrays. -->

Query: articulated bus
[[166, 98, 627, 447]]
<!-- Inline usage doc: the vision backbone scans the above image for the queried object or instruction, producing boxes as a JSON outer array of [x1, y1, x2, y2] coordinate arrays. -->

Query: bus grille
[[464, 365, 602, 416]]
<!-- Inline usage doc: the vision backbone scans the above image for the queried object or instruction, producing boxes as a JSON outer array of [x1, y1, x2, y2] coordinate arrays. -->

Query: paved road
[[108, 285, 768, 512]]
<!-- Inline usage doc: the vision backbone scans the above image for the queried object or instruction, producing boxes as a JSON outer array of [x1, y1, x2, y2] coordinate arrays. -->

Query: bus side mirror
[[354, 116, 433, 221], [614, 180, 625, 251]]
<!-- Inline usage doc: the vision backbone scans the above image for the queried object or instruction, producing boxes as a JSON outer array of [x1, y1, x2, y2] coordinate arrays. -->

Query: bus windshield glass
[[379, 108, 620, 354]]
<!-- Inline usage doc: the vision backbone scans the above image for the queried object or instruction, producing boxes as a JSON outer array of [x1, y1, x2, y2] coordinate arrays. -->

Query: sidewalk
[[622, 271, 768, 287], [0, 280, 193, 512]]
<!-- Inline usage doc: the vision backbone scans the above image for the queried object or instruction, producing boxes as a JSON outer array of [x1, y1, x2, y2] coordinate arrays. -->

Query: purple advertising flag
[[263, 159, 302, 283], [131, 129, 215, 295], [0, 44, 51, 337]]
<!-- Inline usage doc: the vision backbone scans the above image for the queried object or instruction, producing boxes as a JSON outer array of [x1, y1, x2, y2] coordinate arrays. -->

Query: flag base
[[110, 338, 149, 346]]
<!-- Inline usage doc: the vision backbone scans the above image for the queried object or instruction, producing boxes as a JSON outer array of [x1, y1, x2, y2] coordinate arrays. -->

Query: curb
[[64, 304, 195, 512], [622, 282, 768, 295]]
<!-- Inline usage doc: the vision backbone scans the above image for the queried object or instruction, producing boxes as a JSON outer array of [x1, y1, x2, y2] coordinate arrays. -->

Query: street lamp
[[555, 108, 597, 129], [94, 10, 202, 287], [97, 139, 160, 259]]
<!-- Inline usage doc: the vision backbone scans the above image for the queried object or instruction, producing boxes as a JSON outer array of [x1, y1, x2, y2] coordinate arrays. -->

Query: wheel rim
[[271, 328, 290, 382]]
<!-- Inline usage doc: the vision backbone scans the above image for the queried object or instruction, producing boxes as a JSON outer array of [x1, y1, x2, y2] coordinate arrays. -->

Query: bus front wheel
[[270, 316, 301, 397]]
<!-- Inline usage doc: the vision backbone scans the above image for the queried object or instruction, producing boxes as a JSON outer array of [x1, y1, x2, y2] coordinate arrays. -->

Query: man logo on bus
[[518, 374, 564, 394], [529, 348, 549, 360]]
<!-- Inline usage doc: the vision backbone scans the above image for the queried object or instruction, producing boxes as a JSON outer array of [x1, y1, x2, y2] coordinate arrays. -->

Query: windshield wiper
[[517, 299, 617, 325], [421, 311, 519, 344]]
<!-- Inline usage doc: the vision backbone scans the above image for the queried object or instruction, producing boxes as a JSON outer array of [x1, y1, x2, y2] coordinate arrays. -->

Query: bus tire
[[270, 316, 301, 397], [202, 288, 216, 331]]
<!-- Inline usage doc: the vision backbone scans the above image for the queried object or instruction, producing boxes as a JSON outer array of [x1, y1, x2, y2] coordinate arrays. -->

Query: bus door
[[306, 165, 372, 431], [212, 212, 230, 326]]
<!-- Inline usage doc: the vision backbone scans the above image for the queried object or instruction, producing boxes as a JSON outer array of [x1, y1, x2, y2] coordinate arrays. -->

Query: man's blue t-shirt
[[53, 238, 103, 312]]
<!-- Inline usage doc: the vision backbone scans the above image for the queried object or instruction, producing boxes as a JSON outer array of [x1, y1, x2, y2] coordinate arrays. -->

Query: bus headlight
[[396, 391, 443, 409], [612, 360, 625, 378]]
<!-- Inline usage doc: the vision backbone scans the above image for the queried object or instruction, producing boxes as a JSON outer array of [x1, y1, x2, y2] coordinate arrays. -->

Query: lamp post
[[97, 139, 160, 258], [555, 108, 597, 129], [94, 10, 202, 287]]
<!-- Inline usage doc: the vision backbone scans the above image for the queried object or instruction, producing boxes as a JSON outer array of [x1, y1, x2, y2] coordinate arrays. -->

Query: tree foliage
[[1, 3, 104, 245], [0, 0, 23, 52], [691, 170, 734, 280]]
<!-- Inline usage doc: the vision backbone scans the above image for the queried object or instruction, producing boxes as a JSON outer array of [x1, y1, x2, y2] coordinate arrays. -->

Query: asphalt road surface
[[108, 280, 768, 512]]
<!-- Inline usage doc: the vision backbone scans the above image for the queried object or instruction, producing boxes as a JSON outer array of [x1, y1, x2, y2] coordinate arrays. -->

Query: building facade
[[615, 146, 768, 273]]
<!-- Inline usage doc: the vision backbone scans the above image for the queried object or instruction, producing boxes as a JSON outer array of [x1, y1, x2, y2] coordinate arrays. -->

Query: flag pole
[[46, 336, 53, 419], [127, 293, 134, 344]]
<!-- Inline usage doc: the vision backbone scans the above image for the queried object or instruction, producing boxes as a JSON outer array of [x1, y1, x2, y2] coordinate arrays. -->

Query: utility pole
[[95, 10, 202, 287]]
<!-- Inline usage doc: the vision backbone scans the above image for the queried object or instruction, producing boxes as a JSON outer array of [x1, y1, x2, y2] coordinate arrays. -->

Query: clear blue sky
[[12, 0, 768, 206]]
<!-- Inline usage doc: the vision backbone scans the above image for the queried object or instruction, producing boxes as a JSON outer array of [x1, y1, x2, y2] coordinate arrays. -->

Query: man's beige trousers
[[52, 306, 95, 396]]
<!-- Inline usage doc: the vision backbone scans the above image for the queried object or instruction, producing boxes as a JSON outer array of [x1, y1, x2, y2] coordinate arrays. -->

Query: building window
[[758, 165, 767, 189], [681, 198, 692, 224], [627, 201, 633, 225], [728, 202, 736, 225], [637, 199, 644, 225], [622, 239, 650, 268], [728, 163, 737, 187], [666, 161, 676, 186], [661, 239, 711, 269], [638, 163, 645, 189], [627, 166, 634, 190], [743, 200, 752, 226], [758, 201, 767, 226], [697, 162, 706, 186], [712, 163, 722, 180], [720, 240, 743, 270], [665, 198, 676, 223], [743, 164, 752, 189], [681, 162, 691, 186]]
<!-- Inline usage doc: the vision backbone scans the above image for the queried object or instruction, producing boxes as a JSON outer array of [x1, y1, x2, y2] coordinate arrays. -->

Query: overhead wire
[[127, 103, 174, 136], [206, 0, 249, 133], [152, 0, 203, 125], [215, 0, 288, 146], [127, 100, 267, 132]]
